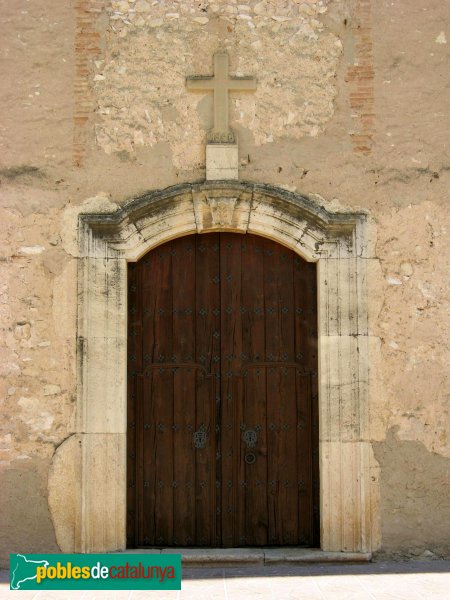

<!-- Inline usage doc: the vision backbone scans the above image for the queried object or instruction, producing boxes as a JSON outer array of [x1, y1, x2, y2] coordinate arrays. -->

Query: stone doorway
[[49, 181, 378, 555]]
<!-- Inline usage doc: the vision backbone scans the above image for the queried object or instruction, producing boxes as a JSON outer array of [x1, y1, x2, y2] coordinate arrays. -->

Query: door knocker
[[193, 425, 208, 449], [242, 427, 258, 448], [245, 452, 256, 465]]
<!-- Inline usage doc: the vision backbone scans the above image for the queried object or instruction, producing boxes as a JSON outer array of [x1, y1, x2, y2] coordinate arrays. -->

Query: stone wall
[[1, 0, 449, 565]]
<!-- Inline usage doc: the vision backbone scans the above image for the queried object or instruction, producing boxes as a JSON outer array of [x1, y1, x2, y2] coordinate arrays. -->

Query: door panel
[[219, 235, 318, 546], [128, 235, 220, 547], [127, 233, 318, 548]]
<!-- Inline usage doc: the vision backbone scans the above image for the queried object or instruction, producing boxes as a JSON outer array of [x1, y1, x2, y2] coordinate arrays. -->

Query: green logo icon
[[10, 554, 181, 590]]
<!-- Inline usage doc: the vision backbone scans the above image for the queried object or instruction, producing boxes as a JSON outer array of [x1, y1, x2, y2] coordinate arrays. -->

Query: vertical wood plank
[[220, 233, 243, 546], [171, 236, 196, 545], [264, 237, 282, 545], [272, 242, 298, 545], [195, 234, 220, 545], [143, 244, 174, 546], [294, 258, 319, 545], [239, 234, 268, 545]]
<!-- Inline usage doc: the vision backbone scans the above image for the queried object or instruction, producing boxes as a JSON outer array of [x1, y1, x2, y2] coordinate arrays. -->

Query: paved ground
[[1, 560, 449, 599]]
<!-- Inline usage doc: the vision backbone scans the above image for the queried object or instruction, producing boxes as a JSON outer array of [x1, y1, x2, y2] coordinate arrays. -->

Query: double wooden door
[[127, 233, 319, 548]]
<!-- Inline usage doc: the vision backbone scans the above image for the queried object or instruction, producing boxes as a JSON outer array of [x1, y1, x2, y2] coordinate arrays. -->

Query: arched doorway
[[49, 181, 377, 556], [127, 232, 319, 548]]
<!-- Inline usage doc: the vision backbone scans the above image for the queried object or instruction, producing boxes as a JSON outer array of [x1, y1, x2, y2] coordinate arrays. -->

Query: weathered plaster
[[373, 428, 450, 559], [0, 459, 59, 559]]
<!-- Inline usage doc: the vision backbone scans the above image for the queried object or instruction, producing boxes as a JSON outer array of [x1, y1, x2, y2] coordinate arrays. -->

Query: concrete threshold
[[118, 548, 372, 567]]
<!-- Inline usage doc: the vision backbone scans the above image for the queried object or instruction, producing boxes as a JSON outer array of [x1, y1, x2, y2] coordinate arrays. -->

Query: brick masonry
[[73, 0, 105, 166], [346, 0, 375, 154]]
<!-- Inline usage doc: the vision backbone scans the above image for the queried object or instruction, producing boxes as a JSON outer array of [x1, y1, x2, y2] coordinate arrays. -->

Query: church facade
[[1, 0, 449, 565]]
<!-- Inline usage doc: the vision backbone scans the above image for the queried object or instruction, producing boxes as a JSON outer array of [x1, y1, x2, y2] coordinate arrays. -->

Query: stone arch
[[49, 181, 378, 556]]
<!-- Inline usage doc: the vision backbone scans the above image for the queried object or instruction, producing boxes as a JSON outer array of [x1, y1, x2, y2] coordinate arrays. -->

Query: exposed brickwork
[[346, 0, 374, 154], [73, 0, 105, 166]]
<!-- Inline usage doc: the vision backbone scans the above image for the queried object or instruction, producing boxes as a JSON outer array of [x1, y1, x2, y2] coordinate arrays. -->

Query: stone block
[[318, 258, 369, 337], [264, 548, 371, 563], [48, 434, 82, 553], [161, 547, 264, 565], [206, 144, 238, 180], [78, 258, 127, 340], [320, 440, 373, 552], [81, 433, 126, 553], [192, 188, 252, 232], [127, 192, 197, 261], [319, 334, 368, 389], [248, 204, 318, 261], [78, 336, 127, 434], [355, 215, 378, 259], [318, 335, 370, 442]]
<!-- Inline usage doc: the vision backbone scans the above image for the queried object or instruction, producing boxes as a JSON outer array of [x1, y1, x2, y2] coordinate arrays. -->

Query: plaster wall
[[0, 0, 449, 565]]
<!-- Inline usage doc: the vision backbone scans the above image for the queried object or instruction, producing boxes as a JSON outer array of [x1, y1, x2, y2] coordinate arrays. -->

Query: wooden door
[[127, 233, 319, 548]]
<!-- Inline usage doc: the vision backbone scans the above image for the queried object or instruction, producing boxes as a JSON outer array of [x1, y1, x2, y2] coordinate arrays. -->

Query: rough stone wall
[[1, 0, 449, 565], [94, 0, 342, 167]]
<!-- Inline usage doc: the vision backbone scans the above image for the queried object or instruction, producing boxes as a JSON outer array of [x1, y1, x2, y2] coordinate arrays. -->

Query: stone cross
[[186, 52, 256, 144]]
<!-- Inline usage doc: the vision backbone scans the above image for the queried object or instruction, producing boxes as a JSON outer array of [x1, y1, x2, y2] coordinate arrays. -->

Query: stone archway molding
[[49, 181, 380, 555]]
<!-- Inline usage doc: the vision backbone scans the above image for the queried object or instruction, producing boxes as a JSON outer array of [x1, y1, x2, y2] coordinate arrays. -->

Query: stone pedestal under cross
[[186, 52, 256, 180]]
